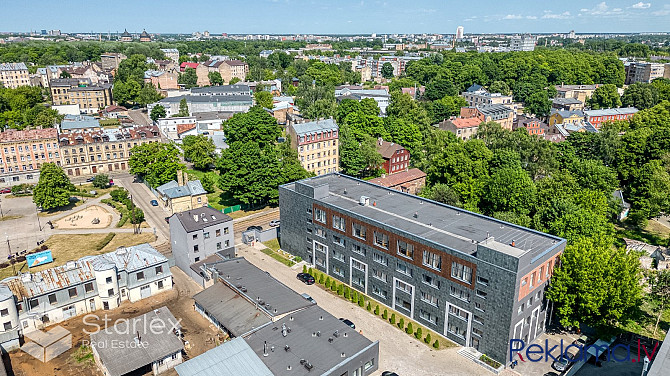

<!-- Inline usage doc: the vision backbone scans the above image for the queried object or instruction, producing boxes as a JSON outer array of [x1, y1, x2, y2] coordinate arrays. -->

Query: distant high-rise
[[568, 30, 576, 39], [510, 34, 536, 52], [456, 26, 464, 39]]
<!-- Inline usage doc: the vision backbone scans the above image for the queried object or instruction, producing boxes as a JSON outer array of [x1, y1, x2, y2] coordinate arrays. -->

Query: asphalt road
[[116, 176, 170, 242], [128, 109, 150, 126]]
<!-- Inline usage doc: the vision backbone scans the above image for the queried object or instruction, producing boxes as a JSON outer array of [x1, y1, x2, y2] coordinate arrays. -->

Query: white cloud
[[502, 14, 523, 20], [541, 11, 572, 19], [580, 2, 625, 15], [526, 15, 538, 19], [631, 2, 651, 8]]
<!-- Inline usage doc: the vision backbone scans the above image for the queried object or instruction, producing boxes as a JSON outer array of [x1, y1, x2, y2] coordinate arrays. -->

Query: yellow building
[[548, 109, 585, 126], [0, 63, 31, 89], [156, 171, 208, 215], [50, 78, 113, 114], [287, 118, 339, 176]]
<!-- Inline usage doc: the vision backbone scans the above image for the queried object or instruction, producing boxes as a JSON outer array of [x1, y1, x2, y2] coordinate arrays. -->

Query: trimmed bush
[[406, 322, 413, 334], [318, 274, 324, 284], [337, 285, 344, 296], [415, 327, 422, 339], [390, 313, 395, 324], [308, 267, 313, 275], [294, 256, 302, 262], [424, 333, 431, 344], [382, 309, 388, 319], [366, 301, 371, 311], [374, 305, 380, 315], [302, 265, 307, 273], [95, 233, 116, 251], [398, 318, 404, 329], [433, 340, 439, 349], [331, 281, 337, 292], [344, 287, 350, 300], [351, 291, 357, 302], [358, 295, 365, 307]]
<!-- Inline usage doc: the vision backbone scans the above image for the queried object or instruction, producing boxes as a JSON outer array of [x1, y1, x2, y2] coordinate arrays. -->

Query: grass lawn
[[260, 248, 294, 267], [620, 300, 670, 340], [616, 219, 670, 247], [0, 232, 156, 280], [262, 239, 281, 252], [0, 215, 22, 222]]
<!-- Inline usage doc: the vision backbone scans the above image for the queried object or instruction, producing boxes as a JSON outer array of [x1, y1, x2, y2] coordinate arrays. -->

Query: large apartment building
[[0, 244, 172, 335], [50, 78, 113, 114], [625, 62, 666, 84], [0, 128, 60, 187], [584, 107, 638, 129], [0, 63, 31, 89], [461, 85, 512, 107], [279, 174, 566, 365], [287, 118, 339, 176]]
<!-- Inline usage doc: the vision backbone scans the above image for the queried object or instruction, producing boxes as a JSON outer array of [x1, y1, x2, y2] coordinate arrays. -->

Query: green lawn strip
[[260, 248, 295, 267]]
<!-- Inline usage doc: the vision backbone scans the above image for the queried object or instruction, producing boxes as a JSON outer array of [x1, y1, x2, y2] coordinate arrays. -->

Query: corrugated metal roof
[[290, 119, 338, 136], [585, 107, 638, 117], [157, 180, 207, 199], [175, 337, 273, 376]]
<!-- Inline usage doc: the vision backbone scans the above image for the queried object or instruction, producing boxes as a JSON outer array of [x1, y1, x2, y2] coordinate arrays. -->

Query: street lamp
[[35, 205, 42, 231]]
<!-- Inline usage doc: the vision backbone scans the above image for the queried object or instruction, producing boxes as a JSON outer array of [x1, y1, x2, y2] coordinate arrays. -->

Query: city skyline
[[1, 0, 669, 35]]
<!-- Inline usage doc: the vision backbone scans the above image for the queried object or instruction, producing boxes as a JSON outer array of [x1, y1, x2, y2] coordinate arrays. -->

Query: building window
[[353, 276, 365, 288], [0, 309, 8, 317], [216, 229, 221, 237], [108, 288, 114, 296], [451, 261, 472, 283], [194, 245, 199, 252], [472, 327, 484, 337], [364, 360, 374, 371], [315, 228, 326, 238], [216, 242, 222, 250], [156, 265, 163, 274], [476, 290, 487, 299], [449, 286, 471, 302], [204, 232, 210, 239], [352, 223, 366, 240], [3, 322, 11, 331], [351, 244, 366, 256], [372, 269, 387, 282], [372, 252, 387, 266], [30, 299, 38, 309], [68, 288, 77, 298], [420, 291, 438, 307], [332, 215, 345, 231], [476, 276, 489, 286], [333, 265, 344, 277], [396, 262, 412, 277], [332, 249, 345, 262], [48, 294, 57, 305], [473, 315, 484, 325], [315, 208, 326, 223], [373, 231, 389, 249], [422, 274, 440, 289], [195, 257, 200, 262], [529, 273, 535, 288], [397, 240, 414, 259], [158, 281, 164, 289], [449, 305, 469, 321], [422, 250, 441, 271], [395, 279, 412, 294], [137, 271, 145, 281], [352, 259, 366, 272], [333, 235, 345, 247], [372, 285, 388, 299], [419, 309, 437, 325]]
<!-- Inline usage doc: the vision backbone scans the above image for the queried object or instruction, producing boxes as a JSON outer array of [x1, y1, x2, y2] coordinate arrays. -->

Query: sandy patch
[[54, 205, 112, 229]]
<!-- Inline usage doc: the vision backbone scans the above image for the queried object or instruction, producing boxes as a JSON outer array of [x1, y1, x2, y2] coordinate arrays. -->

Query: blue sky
[[1, 0, 669, 34]]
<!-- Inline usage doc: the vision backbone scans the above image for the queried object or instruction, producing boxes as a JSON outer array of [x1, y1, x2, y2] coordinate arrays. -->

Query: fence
[[222, 204, 241, 214]]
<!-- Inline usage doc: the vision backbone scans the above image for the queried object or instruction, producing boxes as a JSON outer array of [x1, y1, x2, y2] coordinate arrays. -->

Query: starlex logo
[[509, 338, 660, 364]]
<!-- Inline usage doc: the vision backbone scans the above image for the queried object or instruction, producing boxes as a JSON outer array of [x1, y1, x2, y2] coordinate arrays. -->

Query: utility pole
[[0, 197, 3, 218], [35, 205, 42, 231]]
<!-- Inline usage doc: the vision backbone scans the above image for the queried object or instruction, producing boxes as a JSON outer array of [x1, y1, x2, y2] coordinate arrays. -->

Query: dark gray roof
[[211, 258, 316, 317], [173, 206, 232, 233], [466, 83, 484, 92], [290, 119, 338, 136], [648, 331, 670, 376], [175, 337, 273, 376], [193, 111, 236, 121], [193, 283, 272, 337], [159, 94, 253, 104], [283, 174, 563, 259], [245, 306, 378, 376], [476, 103, 513, 117], [552, 97, 583, 105], [90, 307, 183, 376]]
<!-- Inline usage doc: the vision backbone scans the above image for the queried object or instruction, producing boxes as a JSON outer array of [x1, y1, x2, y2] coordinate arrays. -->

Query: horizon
[[1, 0, 669, 35]]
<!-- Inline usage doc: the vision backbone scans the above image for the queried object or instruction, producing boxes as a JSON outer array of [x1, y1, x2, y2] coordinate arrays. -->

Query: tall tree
[[182, 135, 216, 170], [177, 98, 189, 117], [150, 104, 166, 123], [648, 270, 670, 336], [524, 91, 552, 118], [128, 142, 184, 187], [381, 62, 395, 79], [223, 106, 281, 147], [587, 84, 622, 110], [33, 163, 75, 210], [254, 90, 274, 109], [179, 67, 199, 89], [338, 124, 367, 176], [488, 81, 510, 95], [208, 71, 224, 85], [622, 83, 660, 110]]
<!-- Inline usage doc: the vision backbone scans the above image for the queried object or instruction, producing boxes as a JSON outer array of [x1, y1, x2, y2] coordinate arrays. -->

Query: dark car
[[382, 372, 399, 376], [552, 354, 571, 372], [0, 187, 11, 194], [165, 216, 171, 224], [297, 272, 315, 285], [339, 318, 355, 329], [150, 199, 159, 206], [269, 219, 280, 227], [86, 177, 95, 182], [247, 225, 263, 232]]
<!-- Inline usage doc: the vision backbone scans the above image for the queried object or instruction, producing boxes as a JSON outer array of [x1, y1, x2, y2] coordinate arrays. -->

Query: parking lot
[[238, 242, 487, 376]]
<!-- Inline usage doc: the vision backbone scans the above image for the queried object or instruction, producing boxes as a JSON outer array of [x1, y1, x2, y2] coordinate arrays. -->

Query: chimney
[[378, 137, 383, 146], [184, 171, 189, 184], [177, 170, 184, 186]]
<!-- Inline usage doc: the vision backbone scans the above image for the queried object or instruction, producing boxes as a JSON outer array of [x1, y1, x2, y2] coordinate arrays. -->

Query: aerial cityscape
[[0, 1, 670, 376]]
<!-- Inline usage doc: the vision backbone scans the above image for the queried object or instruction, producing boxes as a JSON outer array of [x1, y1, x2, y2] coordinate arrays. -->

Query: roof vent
[[66, 261, 77, 270], [341, 352, 346, 357], [328, 337, 333, 343], [319, 315, 323, 321], [413, 212, 418, 218], [287, 365, 292, 370], [312, 332, 317, 337], [333, 330, 339, 337], [343, 332, 348, 337], [285, 344, 290, 351], [343, 188, 347, 195], [304, 362, 313, 370], [240, 286, 247, 292], [193, 215, 198, 222], [282, 323, 288, 337], [359, 196, 370, 206], [289, 316, 294, 321]]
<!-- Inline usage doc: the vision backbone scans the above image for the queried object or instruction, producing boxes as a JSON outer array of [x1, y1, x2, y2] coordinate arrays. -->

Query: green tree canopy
[[128, 142, 184, 187], [33, 163, 75, 210], [182, 135, 216, 170], [381, 62, 394, 79], [587, 84, 622, 110], [208, 71, 223, 85], [254, 90, 274, 109], [150, 104, 166, 123], [179, 67, 199, 89], [622, 83, 660, 110]]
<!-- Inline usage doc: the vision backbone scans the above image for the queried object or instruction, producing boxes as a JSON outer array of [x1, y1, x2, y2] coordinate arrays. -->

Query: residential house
[[436, 117, 482, 140], [548, 109, 585, 127], [334, 86, 390, 116], [461, 85, 512, 107], [460, 104, 514, 130], [200, 60, 249, 84], [50, 79, 113, 114], [156, 170, 208, 215], [554, 84, 601, 103], [514, 115, 546, 136], [168, 206, 235, 285], [368, 168, 426, 195], [551, 97, 584, 112], [102, 105, 129, 119], [0, 243, 172, 335], [160, 48, 180, 63], [101, 53, 127, 71], [0, 128, 60, 188], [584, 107, 638, 129], [278, 174, 566, 365], [144, 70, 179, 91], [0, 63, 31, 89], [90, 307, 183, 376], [287, 118, 339, 176], [179, 62, 209, 87], [375, 139, 410, 174]]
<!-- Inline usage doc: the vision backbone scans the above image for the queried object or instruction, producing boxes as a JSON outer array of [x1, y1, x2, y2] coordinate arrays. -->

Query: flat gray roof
[[175, 337, 273, 376], [90, 307, 183, 376], [648, 331, 670, 376], [283, 174, 562, 259], [193, 283, 271, 337], [245, 305, 377, 376], [211, 258, 315, 317], [172, 206, 232, 232]]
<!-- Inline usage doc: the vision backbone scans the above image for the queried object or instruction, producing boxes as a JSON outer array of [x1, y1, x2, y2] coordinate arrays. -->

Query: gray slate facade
[[278, 174, 566, 365]]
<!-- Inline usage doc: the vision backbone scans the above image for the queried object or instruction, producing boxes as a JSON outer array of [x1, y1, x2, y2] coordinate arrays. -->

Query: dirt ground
[[6, 267, 220, 376], [54, 206, 112, 229]]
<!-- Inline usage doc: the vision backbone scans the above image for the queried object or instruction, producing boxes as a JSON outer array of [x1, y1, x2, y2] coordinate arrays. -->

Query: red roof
[[451, 117, 482, 129], [0, 128, 58, 142], [180, 62, 199, 71], [177, 123, 196, 135], [375, 139, 406, 159], [369, 168, 426, 188]]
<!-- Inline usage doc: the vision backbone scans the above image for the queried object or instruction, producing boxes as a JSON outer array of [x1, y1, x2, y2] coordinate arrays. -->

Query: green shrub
[[302, 265, 307, 273], [110, 188, 128, 202], [337, 285, 344, 296], [374, 305, 380, 315], [344, 287, 350, 300], [331, 281, 337, 291], [406, 322, 413, 334], [359, 295, 365, 307], [433, 340, 439, 349], [366, 301, 371, 311], [318, 274, 324, 284], [308, 267, 313, 275], [294, 256, 302, 262], [398, 318, 404, 329], [415, 327, 422, 339], [424, 333, 431, 344], [324, 279, 331, 289], [95, 233, 116, 251], [389, 313, 395, 324], [351, 291, 357, 302]]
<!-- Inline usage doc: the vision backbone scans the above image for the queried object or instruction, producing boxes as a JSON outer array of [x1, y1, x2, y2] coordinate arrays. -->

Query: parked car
[[247, 225, 263, 232], [0, 188, 11, 194], [269, 219, 280, 227], [296, 272, 315, 285], [150, 199, 159, 206], [301, 293, 316, 304], [86, 177, 95, 182], [339, 318, 355, 329], [382, 372, 399, 376], [165, 216, 171, 224], [551, 355, 570, 372], [573, 335, 590, 347], [109, 179, 114, 186]]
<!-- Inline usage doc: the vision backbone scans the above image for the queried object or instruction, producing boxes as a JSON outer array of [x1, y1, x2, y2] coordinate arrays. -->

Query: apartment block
[[148, 94, 253, 117], [0, 128, 60, 187], [554, 84, 601, 103], [100, 53, 127, 71], [160, 48, 180, 63], [461, 85, 512, 107], [375, 139, 410, 174], [625, 62, 665, 84], [584, 107, 638, 129], [0, 244, 172, 335], [0, 62, 31, 89], [279, 174, 566, 365], [50, 78, 113, 114], [287, 118, 339, 176], [460, 104, 514, 130]]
